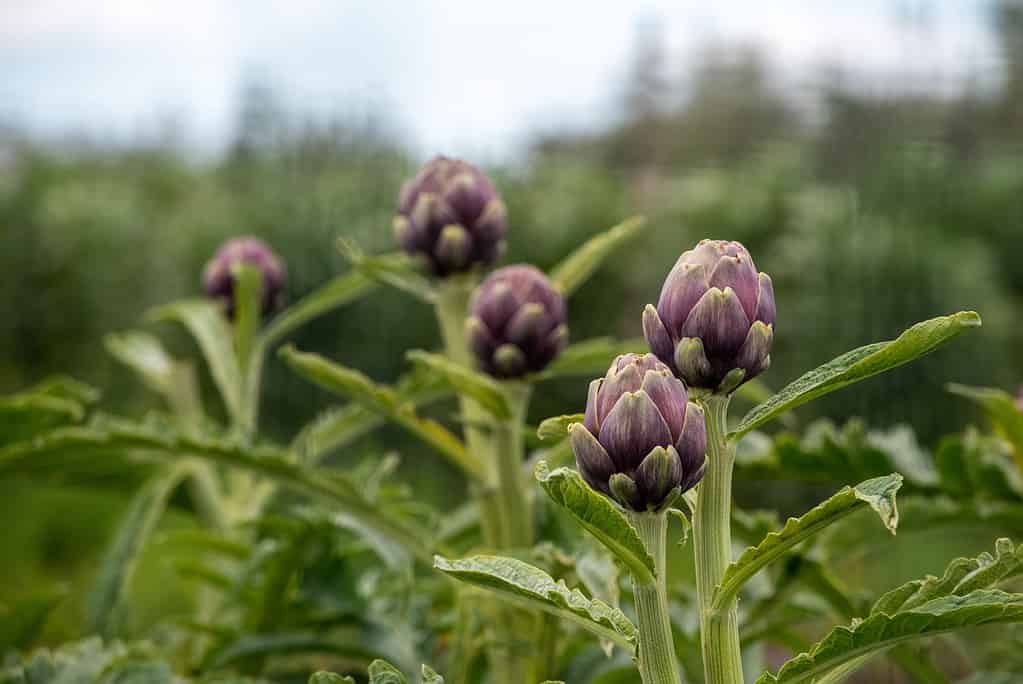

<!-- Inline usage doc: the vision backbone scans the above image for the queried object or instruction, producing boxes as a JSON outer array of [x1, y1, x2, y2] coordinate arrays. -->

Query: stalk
[[629, 511, 682, 684], [434, 278, 534, 684], [693, 394, 744, 684]]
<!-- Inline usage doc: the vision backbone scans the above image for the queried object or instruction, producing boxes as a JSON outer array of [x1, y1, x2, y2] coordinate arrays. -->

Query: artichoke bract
[[644, 239, 775, 393], [203, 236, 286, 318], [466, 265, 568, 379], [570, 353, 706, 512], [395, 156, 507, 277]]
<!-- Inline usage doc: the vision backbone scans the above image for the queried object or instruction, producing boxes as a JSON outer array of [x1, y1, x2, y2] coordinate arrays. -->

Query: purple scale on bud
[[467, 265, 568, 379], [395, 156, 508, 277], [644, 239, 774, 393], [203, 236, 286, 318], [570, 353, 706, 512]]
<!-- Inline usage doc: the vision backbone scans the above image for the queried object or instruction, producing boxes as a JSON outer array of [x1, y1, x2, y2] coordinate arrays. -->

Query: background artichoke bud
[[202, 236, 286, 318], [644, 239, 775, 393], [570, 353, 706, 512], [395, 156, 507, 276], [1016, 386, 1023, 413], [466, 265, 568, 379]]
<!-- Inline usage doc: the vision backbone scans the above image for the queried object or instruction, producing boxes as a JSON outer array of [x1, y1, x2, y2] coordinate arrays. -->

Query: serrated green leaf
[[207, 633, 379, 669], [85, 465, 188, 638], [537, 414, 584, 442], [405, 350, 510, 419], [534, 462, 655, 585], [262, 270, 376, 347], [280, 345, 482, 481], [732, 312, 981, 439], [434, 555, 637, 652], [536, 337, 647, 380], [105, 331, 202, 419], [420, 665, 444, 683], [715, 474, 902, 611], [367, 659, 408, 684], [310, 673, 355, 684], [338, 240, 436, 304], [871, 538, 1023, 615], [549, 216, 646, 297], [0, 421, 437, 564], [757, 589, 1023, 684], [150, 299, 244, 422], [947, 383, 1023, 469]]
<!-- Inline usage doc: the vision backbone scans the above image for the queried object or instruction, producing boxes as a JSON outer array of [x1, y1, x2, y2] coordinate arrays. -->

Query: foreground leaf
[[368, 659, 408, 684], [406, 350, 510, 419], [732, 312, 981, 439], [947, 383, 1023, 468], [757, 589, 1023, 684], [535, 462, 655, 585], [536, 414, 584, 442], [0, 421, 437, 564], [549, 216, 646, 297], [280, 345, 482, 480], [310, 674, 355, 684], [338, 240, 436, 304], [714, 474, 902, 610], [262, 270, 377, 347], [150, 300, 244, 422], [85, 465, 188, 638], [434, 555, 637, 652]]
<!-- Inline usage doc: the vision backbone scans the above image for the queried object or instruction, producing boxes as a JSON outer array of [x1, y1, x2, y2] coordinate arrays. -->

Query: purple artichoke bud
[[570, 353, 706, 512], [203, 236, 286, 318], [644, 239, 774, 393], [1016, 386, 1023, 414], [466, 265, 568, 379], [394, 156, 508, 277]]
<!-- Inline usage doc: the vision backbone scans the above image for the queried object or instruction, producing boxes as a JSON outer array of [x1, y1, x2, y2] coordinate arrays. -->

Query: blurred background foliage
[[3, 1, 1023, 671]]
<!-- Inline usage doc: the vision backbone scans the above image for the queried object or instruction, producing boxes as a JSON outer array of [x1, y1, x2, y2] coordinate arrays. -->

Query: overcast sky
[[0, 1, 1001, 159]]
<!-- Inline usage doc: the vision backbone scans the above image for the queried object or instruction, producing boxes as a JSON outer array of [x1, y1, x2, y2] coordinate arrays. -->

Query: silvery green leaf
[[732, 311, 982, 440], [261, 270, 377, 348], [420, 665, 444, 683], [536, 414, 584, 442], [280, 345, 482, 481], [367, 659, 408, 684], [85, 465, 188, 638], [338, 239, 436, 304], [947, 383, 1023, 463], [714, 474, 902, 611], [310, 673, 356, 684], [756, 589, 1023, 684], [149, 299, 244, 423], [534, 461, 655, 585], [434, 555, 637, 653], [405, 350, 510, 419], [549, 215, 646, 297]]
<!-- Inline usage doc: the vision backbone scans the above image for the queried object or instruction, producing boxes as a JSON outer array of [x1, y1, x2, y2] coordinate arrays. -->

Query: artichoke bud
[[570, 353, 707, 512], [1016, 386, 1023, 414], [466, 265, 568, 379], [203, 236, 286, 319], [395, 156, 507, 277], [644, 239, 774, 393]]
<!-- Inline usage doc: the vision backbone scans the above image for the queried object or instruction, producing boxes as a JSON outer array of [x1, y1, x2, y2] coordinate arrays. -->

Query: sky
[[0, 1, 1002, 160]]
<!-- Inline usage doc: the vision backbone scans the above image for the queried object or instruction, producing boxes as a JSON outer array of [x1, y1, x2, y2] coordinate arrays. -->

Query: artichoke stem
[[629, 511, 683, 684]]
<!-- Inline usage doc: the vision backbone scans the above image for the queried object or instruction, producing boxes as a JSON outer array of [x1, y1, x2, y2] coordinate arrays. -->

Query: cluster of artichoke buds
[[394, 156, 508, 277], [203, 236, 286, 318], [570, 353, 706, 512], [643, 239, 775, 394], [466, 265, 568, 379]]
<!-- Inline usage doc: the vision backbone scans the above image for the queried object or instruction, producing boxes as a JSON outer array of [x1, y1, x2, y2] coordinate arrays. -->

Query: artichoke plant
[[466, 265, 568, 378], [643, 239, 775, 393], [203, 236, 286, 318], [570, 353, 706, 511], [394, 156, 508, 276]]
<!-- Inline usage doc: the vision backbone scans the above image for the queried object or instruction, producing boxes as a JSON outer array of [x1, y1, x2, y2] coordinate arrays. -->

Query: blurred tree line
[[2, 1, 1022, 448]]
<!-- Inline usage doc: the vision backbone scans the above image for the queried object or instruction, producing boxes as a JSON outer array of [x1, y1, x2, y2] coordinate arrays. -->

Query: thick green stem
[[629, 511, 682, 684], [434, 279, 534, 684], [693, 394, 744, 684], [495, 381, 533, 549]]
